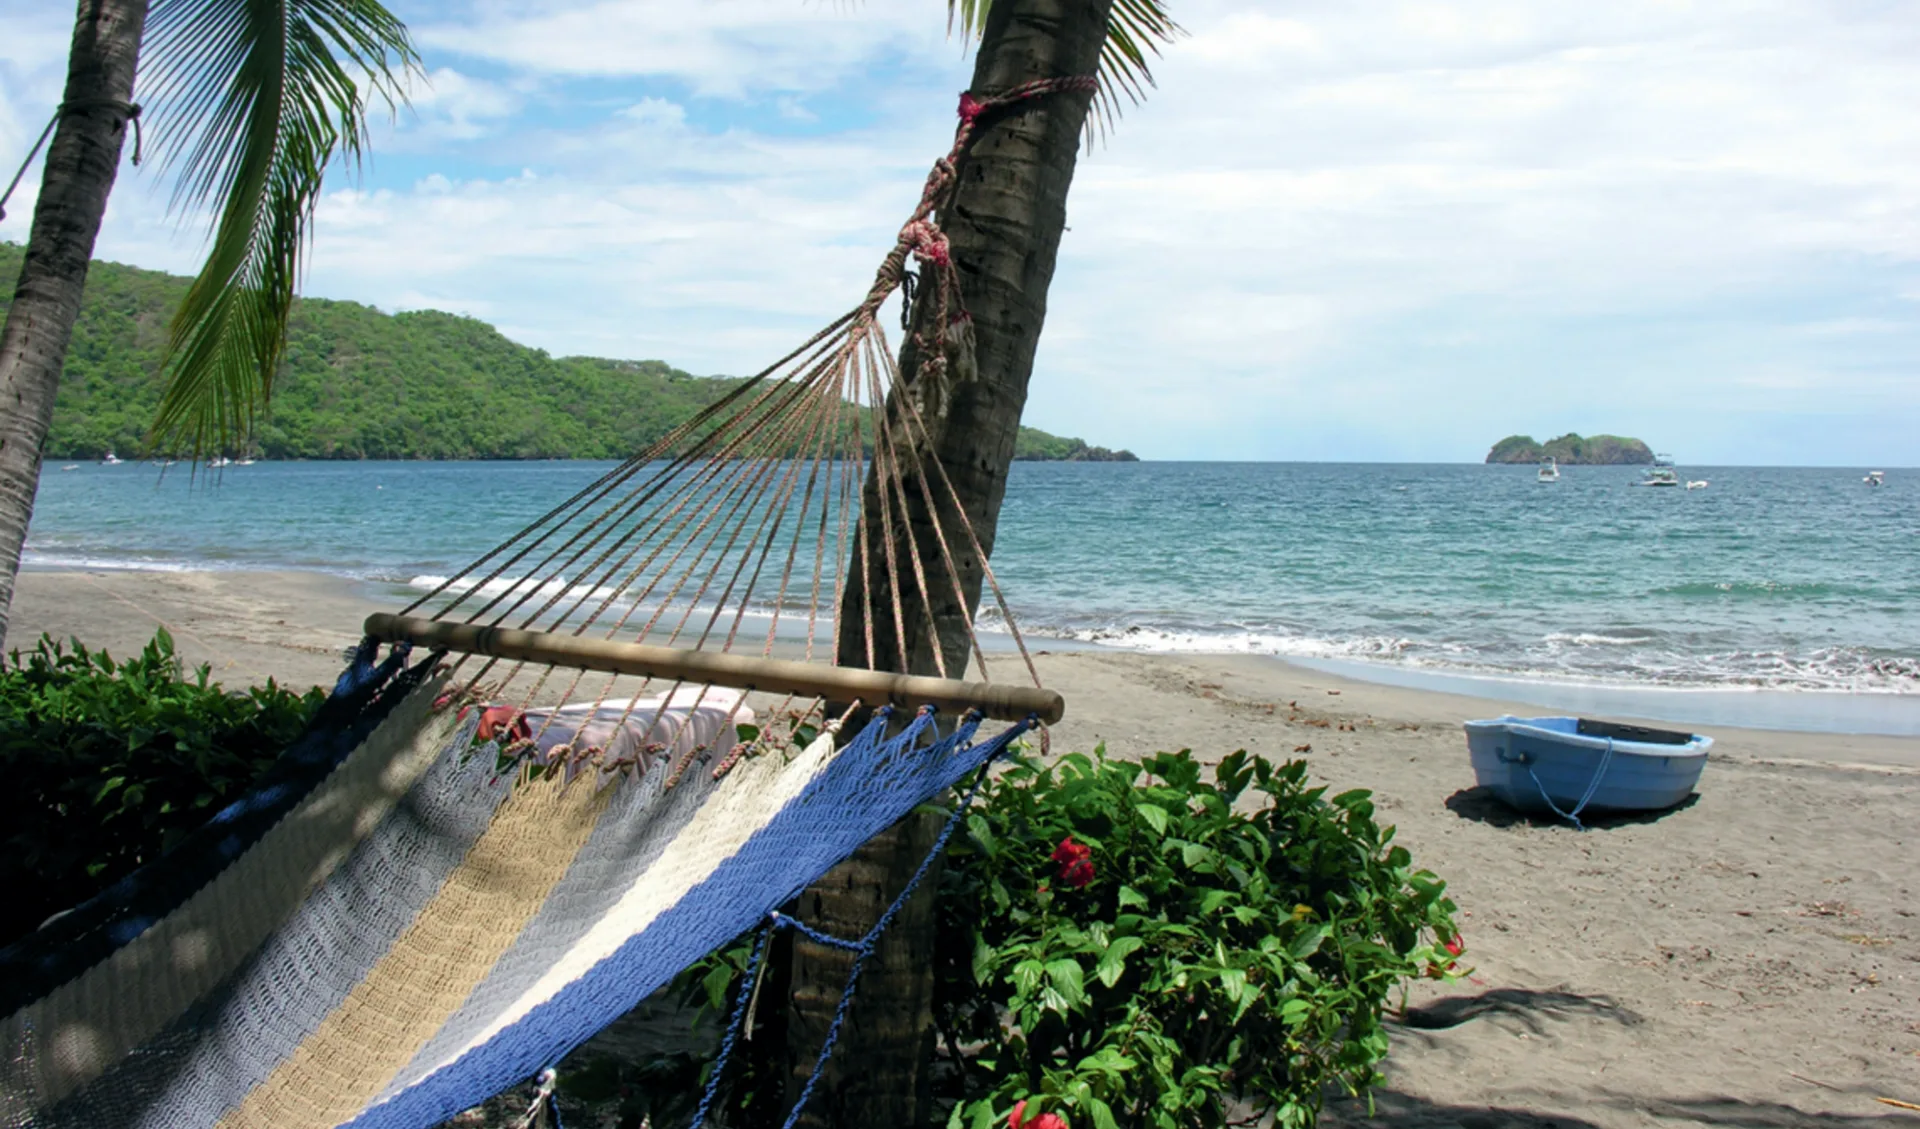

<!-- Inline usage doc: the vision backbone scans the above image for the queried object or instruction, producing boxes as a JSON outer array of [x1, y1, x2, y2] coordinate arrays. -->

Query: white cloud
[[5, 0, 1918, 464], [412, 0, 953, 96], [399, 66, 524, 141]]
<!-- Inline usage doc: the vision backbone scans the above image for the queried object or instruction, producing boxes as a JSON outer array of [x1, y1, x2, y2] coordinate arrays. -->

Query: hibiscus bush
[[931, 747, 1460, 1129]]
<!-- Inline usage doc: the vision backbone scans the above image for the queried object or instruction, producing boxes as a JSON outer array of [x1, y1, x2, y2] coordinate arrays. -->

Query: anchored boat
[[1464, 716, 1711, 827]]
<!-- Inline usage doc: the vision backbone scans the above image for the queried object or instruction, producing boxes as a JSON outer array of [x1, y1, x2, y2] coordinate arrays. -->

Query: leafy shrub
[[0, 630, 324, 947], [673, 746, 1458, 1129], [930, 748, 1459, 1129]]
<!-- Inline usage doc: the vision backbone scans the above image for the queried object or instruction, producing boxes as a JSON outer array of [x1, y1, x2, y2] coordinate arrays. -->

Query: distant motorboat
[[1864, 470, 1885, 486], [101, 450, 123, 465], [1685, 479, 1708, 490], [209, 456, 232, 469], [60, 464, 79, 471], [1537, 457, 1560, 483], [1637, 467, 1680, 487], [234, 456, 256, 466]]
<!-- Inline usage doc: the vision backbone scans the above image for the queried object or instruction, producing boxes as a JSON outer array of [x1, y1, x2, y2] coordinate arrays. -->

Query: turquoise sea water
[[25, 460, 1919, 709]]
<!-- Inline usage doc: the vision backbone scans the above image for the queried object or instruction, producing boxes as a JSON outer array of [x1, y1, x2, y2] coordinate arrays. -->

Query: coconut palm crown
[[141, 0, 419, 458]]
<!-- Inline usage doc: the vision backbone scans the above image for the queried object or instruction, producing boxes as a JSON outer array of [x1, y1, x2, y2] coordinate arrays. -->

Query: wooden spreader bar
[[364, 613, 1065, 724]]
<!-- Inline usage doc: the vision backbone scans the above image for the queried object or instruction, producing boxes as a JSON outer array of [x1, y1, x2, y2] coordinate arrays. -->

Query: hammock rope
[[1, 73, 1096, 1129], [374, 73, 1095, 777]]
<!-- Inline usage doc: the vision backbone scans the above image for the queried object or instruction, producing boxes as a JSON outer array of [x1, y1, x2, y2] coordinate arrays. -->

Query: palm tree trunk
[[783, 1, 1112, 1124], [0, 0, 148, 648]]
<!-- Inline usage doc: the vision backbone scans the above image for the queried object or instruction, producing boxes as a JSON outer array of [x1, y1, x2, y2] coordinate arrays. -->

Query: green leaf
[[1289, 923, 1330, 960], [1197, 888, 1235, 916], [1117, 884, 1149, 909], [1136, 801, 1170, 835], [1046, 958, 1087, 1008], [701, 961, 734, 1011], [1095, 935, 1146, 988], [1088, 1096, 1120, 1129]]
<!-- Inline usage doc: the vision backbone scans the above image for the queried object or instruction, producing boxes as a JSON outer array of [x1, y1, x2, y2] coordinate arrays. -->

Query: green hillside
[[0, 243, 1127, 462]]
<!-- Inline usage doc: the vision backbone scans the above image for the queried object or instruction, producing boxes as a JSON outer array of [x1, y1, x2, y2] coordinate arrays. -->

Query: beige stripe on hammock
[[394, 726, 838, 1083], [215, 766, 615, 1129]]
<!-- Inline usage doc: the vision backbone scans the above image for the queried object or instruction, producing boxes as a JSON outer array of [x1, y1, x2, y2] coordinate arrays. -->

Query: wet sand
[[10, 568, 1918, 1128]]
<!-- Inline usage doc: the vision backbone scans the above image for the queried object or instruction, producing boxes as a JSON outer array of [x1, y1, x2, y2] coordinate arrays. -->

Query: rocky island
[[1486, 433, 1654, 465]]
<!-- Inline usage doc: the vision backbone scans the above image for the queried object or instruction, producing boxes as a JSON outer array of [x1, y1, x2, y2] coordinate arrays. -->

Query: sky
[[2, 0, 1917, 465]]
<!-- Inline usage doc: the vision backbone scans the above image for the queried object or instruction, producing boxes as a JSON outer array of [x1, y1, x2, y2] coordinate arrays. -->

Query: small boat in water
[[1637, 466, 1680, 487], [101, 450, 122, 465], [1864, 470, 1884, 486], [1464, 716, 1712, 827], [1537, 457, 1560, 483], [1685, 479, 1708, 490]]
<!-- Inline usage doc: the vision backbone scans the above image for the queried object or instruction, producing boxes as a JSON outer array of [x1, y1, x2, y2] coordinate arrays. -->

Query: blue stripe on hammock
[[343, 709, 1028, 1129]]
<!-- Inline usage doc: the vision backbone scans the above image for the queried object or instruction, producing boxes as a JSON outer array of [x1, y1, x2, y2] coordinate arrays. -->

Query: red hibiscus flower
[[1010, 1100, 1069, 1129], [1049, 836, 1095, 889], [1426, 932, 1466, 978]]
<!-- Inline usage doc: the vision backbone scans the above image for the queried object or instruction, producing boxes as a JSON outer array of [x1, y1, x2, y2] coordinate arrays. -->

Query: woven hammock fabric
[[1, 657, 1028, 1129]]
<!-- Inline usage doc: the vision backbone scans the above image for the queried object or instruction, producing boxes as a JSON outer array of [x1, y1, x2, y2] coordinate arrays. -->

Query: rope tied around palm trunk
[[1, 98, 141, 222], [873, 74, 1099, 328]]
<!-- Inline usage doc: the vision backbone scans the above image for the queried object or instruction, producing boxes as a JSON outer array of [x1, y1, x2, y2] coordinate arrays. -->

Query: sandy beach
[[10, 568, 1918, 1128]]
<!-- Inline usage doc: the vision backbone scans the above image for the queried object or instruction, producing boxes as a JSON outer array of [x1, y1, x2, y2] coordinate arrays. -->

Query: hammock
[[0, 74, 1092, 1129]]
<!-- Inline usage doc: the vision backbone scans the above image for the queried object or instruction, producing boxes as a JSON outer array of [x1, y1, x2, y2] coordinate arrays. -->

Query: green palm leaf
[[948, 0, 1183, 139], [142, 0, 418, 459]]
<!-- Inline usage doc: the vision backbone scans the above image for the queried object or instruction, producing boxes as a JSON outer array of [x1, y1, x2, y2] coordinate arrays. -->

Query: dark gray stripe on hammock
[[0, 652, 428, 1016], [27, 707, 502, 1129]]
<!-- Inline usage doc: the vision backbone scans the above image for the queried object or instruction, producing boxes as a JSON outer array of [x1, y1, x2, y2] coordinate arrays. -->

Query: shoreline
[[8, 566, 1918, 1127], [19, 561, 1920, 741]]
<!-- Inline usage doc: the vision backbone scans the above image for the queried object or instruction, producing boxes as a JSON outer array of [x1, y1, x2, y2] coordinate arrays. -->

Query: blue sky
[[3, 0, 1917, 465]]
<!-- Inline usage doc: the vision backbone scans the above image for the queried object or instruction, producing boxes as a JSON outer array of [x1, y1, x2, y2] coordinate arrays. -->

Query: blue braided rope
[[778, 735, 1006, 1129], [688, 927, 774, 1129], [688, 712, 1030, 1129], [771, 913, 862, 952]]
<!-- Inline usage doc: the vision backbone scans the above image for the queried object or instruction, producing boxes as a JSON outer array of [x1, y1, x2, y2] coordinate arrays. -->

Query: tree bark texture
[[0, 0, 148, 648], [785, 2, 1112, 1126]]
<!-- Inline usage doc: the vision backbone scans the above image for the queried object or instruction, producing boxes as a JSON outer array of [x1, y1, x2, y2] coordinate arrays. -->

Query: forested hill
[[0, 242, 1131, 462]]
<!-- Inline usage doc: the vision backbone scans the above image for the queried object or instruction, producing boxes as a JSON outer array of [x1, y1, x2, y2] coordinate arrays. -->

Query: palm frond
[[949, 0, 1184, 142], [141, 0, 419, 459]]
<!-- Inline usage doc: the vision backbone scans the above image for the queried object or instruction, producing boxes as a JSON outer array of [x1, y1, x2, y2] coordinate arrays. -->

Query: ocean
[[25, 460, 1919, 728]]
